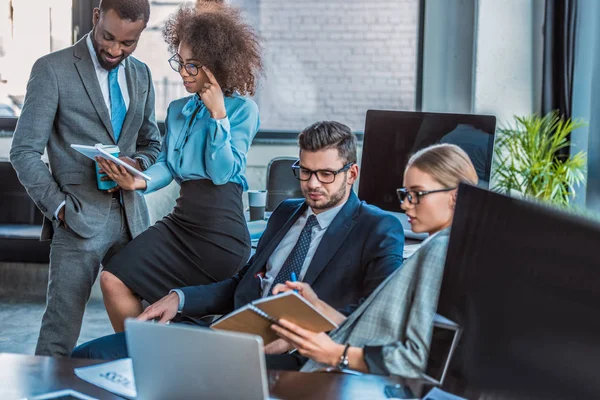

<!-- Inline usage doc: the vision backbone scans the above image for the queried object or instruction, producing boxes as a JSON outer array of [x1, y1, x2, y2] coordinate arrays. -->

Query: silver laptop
[[125, 319, 270, 400]]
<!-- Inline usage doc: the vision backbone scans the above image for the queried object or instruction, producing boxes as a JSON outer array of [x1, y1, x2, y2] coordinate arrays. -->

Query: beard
[[303, 174, 348, 211], [91, 29, 123, 70]]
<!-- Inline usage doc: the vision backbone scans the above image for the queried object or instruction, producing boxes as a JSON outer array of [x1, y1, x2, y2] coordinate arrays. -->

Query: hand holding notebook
[[211, 291, 338, 345]]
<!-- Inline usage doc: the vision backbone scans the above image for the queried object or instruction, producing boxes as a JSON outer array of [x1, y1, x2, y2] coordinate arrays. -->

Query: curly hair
[[162, 1, 263, 97]]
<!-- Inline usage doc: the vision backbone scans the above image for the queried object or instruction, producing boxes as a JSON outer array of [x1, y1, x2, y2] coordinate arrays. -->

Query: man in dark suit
[[72, 121, 405, 367], [10, 0, 161, 356]]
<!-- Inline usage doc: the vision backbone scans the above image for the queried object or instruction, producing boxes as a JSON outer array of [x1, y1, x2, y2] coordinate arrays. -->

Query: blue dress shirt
[[144, 94, 260, 194]]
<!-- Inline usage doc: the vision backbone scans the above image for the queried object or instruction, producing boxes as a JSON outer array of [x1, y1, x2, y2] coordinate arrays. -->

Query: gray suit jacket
[[301, 228, 450, 378], [10, 34, 161, 240]]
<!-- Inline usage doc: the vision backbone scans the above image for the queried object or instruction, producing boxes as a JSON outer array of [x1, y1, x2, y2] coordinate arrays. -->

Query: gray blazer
[[301, 228, 450, 378], [10, 34, 161, 240]]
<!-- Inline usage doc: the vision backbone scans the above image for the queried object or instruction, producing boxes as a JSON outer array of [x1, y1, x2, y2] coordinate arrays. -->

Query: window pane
[[240, 0, 420, 132], [0, 0, 73, 117], [136, 0, 420, 131], [134, 0, 189, 122]]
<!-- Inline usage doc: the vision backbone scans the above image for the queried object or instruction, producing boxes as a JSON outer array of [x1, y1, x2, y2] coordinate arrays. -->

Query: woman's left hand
[[96, 157, 145, 192], [271, 318, 345, 366], [199, 66, 226, 120]]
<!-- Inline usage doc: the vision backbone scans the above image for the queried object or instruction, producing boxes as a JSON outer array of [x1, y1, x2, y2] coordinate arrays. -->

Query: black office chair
[[0, 161, 50, 263], [265, 157, 302, 211]]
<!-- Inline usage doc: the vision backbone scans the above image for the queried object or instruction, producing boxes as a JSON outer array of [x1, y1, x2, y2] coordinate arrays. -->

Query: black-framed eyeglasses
[[291, 160, 354, 184], [168, 55, 202, 76], [396, 187, 457, 205]]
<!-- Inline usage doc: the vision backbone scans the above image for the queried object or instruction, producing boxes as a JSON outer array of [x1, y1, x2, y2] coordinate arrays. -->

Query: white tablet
[[70, 144, 151, 181]]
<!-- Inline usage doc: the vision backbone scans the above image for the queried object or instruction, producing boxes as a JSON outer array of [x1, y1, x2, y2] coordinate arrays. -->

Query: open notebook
[[211, 291, 338, 345]]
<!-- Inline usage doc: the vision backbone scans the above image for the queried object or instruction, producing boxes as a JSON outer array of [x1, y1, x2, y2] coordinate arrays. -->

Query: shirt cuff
[[54, 200, 66, 220], [212, 114, 229, 123], [169, 289, 185, 313], [362, 345, 390, 375], [133, 154, 151, 171]]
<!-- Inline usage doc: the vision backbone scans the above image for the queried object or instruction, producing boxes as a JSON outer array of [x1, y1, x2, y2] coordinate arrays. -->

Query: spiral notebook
[[211, 291, 338, 345]]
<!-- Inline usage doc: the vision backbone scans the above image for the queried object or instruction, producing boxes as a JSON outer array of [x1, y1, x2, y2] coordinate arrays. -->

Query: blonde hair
[[405, 144, 478, 187]]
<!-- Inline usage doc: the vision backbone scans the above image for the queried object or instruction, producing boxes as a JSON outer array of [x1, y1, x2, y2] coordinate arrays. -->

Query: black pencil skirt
[[103, 179, 251, 304]]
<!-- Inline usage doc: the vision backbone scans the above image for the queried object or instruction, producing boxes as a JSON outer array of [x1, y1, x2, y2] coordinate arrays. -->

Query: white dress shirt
[[54, 35, 130, 219], [85, 34, 130, 116], [261, 200, 347, 296]]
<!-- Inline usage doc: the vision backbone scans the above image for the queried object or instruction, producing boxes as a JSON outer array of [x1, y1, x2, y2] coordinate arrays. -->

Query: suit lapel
[[73, 35, 114, 142], [303, 191, 361, 285], [251, 202, 308, 274], [119, 58, 138, 144]]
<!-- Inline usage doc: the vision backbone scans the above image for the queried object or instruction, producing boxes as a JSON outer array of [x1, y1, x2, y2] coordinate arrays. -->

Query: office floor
[[0, 282, 113, 355], [0, 183, 179, 356]]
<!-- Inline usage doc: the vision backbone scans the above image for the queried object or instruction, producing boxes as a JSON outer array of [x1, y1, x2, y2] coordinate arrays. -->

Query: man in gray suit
[[10, 0, 161, 356]]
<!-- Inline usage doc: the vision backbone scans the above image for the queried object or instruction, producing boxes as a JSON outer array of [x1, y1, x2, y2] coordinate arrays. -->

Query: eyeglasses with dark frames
[[168, 54, 202, 76], [291, 160, 354, 184], [396, 187, 457, 205]]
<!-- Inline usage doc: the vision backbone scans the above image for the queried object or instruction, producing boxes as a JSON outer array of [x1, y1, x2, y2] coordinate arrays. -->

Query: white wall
[[422, 0, 544, 123], [473, 0, 543, 124]]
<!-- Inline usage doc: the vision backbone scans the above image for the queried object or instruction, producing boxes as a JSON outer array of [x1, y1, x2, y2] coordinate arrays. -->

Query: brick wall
[[247, 0, 419, 132]]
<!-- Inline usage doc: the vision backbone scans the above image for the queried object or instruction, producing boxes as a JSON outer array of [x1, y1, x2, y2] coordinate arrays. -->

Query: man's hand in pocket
[[57, 205, 69, 229]]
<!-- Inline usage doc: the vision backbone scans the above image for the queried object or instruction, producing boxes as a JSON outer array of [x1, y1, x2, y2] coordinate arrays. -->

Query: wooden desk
[[0, 353, 426, 400]]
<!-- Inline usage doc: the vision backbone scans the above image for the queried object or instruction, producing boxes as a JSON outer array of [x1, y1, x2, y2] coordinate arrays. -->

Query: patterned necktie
[[108, 67, 126, 142], [270, 214, 320, 295]]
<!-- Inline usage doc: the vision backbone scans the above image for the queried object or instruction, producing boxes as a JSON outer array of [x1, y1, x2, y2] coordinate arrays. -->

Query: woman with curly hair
[[95, 1, 263, 332]]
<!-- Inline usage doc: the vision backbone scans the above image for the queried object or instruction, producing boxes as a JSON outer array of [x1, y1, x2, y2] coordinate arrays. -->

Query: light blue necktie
[[108, 67, 126, 142], [270, 215, 320, 295]]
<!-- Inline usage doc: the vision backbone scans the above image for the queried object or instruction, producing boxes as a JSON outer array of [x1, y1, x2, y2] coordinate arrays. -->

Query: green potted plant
[[492, 111, 587, 207]]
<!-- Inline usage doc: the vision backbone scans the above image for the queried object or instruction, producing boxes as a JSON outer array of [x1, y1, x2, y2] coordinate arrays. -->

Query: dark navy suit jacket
[[180, 191, 405, 317]]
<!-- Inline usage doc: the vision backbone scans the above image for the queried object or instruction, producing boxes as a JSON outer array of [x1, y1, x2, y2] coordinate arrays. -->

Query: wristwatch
[[337, 343, 351, 370], [134, 156, 149, 171]]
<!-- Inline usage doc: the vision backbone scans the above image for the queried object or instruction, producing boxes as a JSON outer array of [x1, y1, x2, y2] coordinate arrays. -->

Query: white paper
[[422, 387, 467, 400], [26, 389, 98, 400], [433, 313, 459, 328], [403, 243, 422, 259], [74, 359, 137, 399]]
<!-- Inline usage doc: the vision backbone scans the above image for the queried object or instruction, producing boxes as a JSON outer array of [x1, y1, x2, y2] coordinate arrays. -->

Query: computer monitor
[[438, 184, 600, 399], [358, 110, 496, 214]]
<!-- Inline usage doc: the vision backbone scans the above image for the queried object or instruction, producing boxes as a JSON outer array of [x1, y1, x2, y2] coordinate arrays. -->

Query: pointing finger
[[202, 66, 219, 86]]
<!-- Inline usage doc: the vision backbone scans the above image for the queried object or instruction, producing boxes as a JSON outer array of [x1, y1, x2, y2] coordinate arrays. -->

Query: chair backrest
[[265, 157, 303, 211], [0, 161, 43, 225]]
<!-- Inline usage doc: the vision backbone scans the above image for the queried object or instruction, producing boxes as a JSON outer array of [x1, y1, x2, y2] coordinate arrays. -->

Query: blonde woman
[[271, 143, 478, 377]]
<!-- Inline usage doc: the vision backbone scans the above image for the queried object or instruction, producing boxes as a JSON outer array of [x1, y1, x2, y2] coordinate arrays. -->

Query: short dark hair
[[99, 0, 151, 25], [298, 121, 357, 164]]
